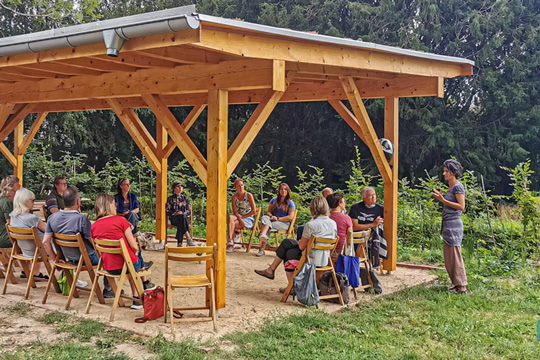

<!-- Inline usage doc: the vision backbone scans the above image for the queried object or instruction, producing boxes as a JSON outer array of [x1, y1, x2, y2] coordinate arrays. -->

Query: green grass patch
[[39, 311, 68, 325], [3, 342, 130, 360], [147, 333, 210, 360], [5, 301, 31, 316]]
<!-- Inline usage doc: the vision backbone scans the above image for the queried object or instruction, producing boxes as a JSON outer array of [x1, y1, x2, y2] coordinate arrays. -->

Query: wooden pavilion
[[0, 5, 473, 308]]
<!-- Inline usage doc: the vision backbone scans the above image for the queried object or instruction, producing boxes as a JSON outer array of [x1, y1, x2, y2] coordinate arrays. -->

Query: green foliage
[[345, 146, 375, 204], [294, 165, 326, 206]]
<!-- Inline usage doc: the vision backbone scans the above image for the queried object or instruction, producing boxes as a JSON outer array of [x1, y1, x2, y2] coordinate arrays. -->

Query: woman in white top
[[227, 178, 256, 253], [10, 188, 48, 279]]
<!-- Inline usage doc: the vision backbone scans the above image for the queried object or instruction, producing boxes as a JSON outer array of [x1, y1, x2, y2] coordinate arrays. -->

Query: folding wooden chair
[[42, 233, 105, 309], [164, 244, 217, 332], [2, 225, 59, 299], [242, 207, 262, 252], [351, 231, 373, 298], [281, 234, 343, 305], [86, 238, 150, 321]]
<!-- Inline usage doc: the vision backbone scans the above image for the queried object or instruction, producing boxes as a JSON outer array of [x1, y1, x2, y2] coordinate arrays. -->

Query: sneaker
[[256, 248, 265, 257], [76, 279, 88, 287], [131, 297, 143, 310], [143, 280, 157, 291], [226, 245, 234, 253], [187, 238, 195, 247], [143, 261, 154, 271], [103, 288, 124, 299], [233, 231, 242, 244]]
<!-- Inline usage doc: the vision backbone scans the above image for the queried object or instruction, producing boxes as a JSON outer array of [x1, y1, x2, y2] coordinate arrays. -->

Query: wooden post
[[156, 124, 168, 242], [383, 97, 399, 271], [13, 120, 24, 184], [206, 89, 228, 309]]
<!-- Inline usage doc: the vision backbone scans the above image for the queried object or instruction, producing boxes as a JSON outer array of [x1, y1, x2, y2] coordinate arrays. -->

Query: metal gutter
[[0, 4, 199, 57], [198, 14, 475, 67]]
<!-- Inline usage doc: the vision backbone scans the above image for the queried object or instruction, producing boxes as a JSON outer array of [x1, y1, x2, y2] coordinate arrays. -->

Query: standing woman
[[166, 181, 194, 247], [257, 183, 296, 257], [115, 178, 141, 235], [227, 178, 256, 253], [431, 159, 468, 294]]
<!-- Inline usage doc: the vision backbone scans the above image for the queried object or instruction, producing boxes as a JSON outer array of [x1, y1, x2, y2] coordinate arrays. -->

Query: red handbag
[[135, 286, 164, 323]]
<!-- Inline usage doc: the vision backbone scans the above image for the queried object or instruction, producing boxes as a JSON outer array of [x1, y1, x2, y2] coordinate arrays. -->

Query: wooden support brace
[[0, 143, 15, 167], [19, 112, 48, 154], [143, 94, 208, 186], [328, 99, 367, 145], [0, 103, 37, 141], [163, 103, 206, 158], [106, 99, 161, 173], [341, 76, 392, 185], [13, 121, 24, 182], [0, 103, 15, 129], [155, 124, 168, 242]]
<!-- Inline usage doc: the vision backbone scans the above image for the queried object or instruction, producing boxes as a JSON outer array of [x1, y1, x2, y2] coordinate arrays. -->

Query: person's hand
[[270, 215, 278, 221], [431, 189, 444, 203], [123, 210, 129, 215], [372, 216, 383, 227], [237, 217, 245, 229], [174, 211, 183, 216]]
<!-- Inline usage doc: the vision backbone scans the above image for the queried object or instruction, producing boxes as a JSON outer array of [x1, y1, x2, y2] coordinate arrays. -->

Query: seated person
[[46, 176, 68, 216], [0, 175, 20, 249], [257, 183, 296, 257], [327, 193, 353, 255], [349, 186, 384, 232], [254, 196, 337, 293], [91, 194, 155, 310], [227, 178, 256, 253], [43, 186, 109, 291], [297, 187, 333, 240], [114, 178, 141, 235], [10, 187, 48, 279], [166, 181, 194, 247]]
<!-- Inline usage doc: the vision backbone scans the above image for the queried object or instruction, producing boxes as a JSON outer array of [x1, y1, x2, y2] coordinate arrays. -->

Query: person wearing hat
[[227, 178, 256, 253], [431, 159, 468, 294], [166, 181, 194, 246]]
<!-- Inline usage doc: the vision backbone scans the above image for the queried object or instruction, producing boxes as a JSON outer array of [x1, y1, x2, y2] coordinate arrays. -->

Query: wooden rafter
[[328, 99, 367, 145], [0, 28, 200, 68], [54, 58, 139, 72], [0, 103, 15, 129], [19, 112, 48, 154], [136, 46, 234, 64], [163, 103, 206, 158], [341, 76, 392, 184], [20, 63, 103, 77], [0, 72, 38, 82], [143, 94, 208, 185], [0, 67, 65, 79], [286, 63, 398, 80], [197, 27, 472, 78], [0, 59, 275, 103], [0, 143, 15, 166], [91, 53, 178, 69], [107, 99, 161, 173], [0, 103, 37, 141]]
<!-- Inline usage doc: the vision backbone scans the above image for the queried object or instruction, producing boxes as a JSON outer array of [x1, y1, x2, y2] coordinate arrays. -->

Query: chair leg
[[42, 266, 57, 304], [330, 270, 344, 306], [108, 276, 125, 307], [110, 271, 127, 321], [2, 256, 14, 294], [210, 272, 217, 332], [168, 285, 175, 331], [281, 264, 302, 303], [85, 273, 101, 314], [66, 264, 84, 309], [0, 252, 17, 285], [246, 228, 256, 253], [25, 259, 39, 299]]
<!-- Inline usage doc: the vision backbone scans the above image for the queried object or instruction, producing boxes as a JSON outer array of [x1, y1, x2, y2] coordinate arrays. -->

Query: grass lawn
[[3, 269, 540, 359]]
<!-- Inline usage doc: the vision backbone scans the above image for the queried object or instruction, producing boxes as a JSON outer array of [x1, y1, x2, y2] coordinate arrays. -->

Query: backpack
[[360, 267, 383, 294], [293, 254, 319, 307], [318, 271, 350, 304]]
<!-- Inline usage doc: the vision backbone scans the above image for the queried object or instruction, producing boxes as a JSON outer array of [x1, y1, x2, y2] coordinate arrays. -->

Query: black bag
[[368, 226, 388, 268], [318, 272, 350, 304], [360, 267, 383, 294]]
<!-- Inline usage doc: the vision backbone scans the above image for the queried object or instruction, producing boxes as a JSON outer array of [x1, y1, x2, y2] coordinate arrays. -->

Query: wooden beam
[[91, 53, 178, 69], [54, 58, 139, 72], [227, 89, 285, 177], [0, 59, 274, 103], [136, 46, 236, 64], [328, 99, 367, 145], [341, 76, 392, 184], [206, 89, 228, 309], [19, 112, 48, 154], [197, 27, 473, 78], [273, 60, 286, 92], [383, 97, 399, 272], [155, 124, 168, 242], [0, 143, 16, 167], [0, 28, 200, 68], [0, 103, 37, 141], [286, 62, 398, 80], [143, 94, 208, 185], [19, 63, 103, 77], [0, 103, 15, 129], [13, 121, 24, 183], [163, 103, 206, 158], [0, 72, 39, 82], [106, 99, 161, 173], [0, 67, 67, 79]]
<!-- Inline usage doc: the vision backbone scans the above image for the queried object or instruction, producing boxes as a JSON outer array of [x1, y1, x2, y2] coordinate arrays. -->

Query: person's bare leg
[[259, 224, 270, 250], [256, 256, 281, 277], [228, 215, 238, 240]]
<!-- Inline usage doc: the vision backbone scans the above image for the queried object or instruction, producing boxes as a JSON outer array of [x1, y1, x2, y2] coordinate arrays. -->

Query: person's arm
[[124, 227, 139, 253], [231, 195, 240, 217], [298, 236, 309, 251], [352, 217, 383, 231], [37, 219, 47, 233], [43, 233, 56, 260], [431, 189, 466, 211], [130, 193, 140, 214], [266, 202, 274, 218], [277, 206, 294, 222]]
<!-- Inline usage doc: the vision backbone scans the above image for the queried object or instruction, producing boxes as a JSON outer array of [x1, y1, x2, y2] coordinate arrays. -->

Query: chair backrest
[[92, 238, 126, 257], [352, 230, 370, 244], [6, 224, 47, 258], [311, 236, 339, 252], [42, 204, 49, 221], [165, 244, 216, 265], [288, 209, 298, 230], [52, 232, 93, 266]]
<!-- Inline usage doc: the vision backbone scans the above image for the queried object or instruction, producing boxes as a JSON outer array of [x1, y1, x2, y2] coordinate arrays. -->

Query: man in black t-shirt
[[349, 187, 384, 231]]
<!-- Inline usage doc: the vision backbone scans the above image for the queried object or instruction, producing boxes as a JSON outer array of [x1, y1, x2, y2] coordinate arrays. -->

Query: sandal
[[34, 273, 49, 280], [254, 269, 275, 280]]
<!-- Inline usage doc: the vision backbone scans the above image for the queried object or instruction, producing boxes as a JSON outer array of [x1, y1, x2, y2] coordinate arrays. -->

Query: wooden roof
[[0, 5, 473, 115]]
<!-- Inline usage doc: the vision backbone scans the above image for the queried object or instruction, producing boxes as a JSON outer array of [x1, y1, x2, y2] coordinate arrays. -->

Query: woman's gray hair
[[361, 186, 375, 198], [1, 175, 19, 198], [10, 188, 34, 217], [310, 196, 329, 218]]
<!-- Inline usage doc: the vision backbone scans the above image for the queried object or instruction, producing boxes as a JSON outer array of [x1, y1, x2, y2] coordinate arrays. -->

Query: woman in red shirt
[[91, 194, 155, 310]]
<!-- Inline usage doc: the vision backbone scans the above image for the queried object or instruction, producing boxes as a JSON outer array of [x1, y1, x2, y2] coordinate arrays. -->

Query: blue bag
[[335, 254, 360, 288]]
